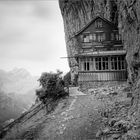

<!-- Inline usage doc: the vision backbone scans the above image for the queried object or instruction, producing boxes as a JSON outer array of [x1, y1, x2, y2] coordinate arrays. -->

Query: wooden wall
[[78, 71, 127, 82]]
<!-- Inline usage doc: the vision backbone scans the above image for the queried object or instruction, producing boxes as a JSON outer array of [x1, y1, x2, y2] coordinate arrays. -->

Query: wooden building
[[75, 16, 127, 82]]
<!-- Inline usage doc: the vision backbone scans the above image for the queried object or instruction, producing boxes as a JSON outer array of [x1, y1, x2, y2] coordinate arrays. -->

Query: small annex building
[[75, 16, 127, 83]]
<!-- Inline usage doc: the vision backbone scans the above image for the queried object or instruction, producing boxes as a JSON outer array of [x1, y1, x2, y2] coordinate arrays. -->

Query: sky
[[0, 0, 69, 76]]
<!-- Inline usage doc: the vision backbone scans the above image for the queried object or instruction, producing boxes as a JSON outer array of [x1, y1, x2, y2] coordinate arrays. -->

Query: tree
[[63, 71, 71, 86], [36, 71, 68, 103]]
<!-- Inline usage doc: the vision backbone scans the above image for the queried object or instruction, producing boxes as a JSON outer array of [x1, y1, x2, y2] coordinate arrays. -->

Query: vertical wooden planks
[[78, 70, 127, 82]]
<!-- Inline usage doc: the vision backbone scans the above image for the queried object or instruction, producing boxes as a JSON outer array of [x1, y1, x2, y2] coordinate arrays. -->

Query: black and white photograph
[[0, 0, 140, 139]]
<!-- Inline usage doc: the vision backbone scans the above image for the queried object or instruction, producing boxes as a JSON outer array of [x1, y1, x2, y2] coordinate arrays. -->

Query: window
[[95, 20, 103, 28], [97, 35, 102, 42], [95, 57, 109, 70], [95, 56, 125, 71], [89, 34, 92, 40], [80, 57, 93, 71], [95, 57, 102, 70], [111, 33, 114, 40], [111, 57, 117, 70], [102, 33, 106, 40], [97, 33, 106, 42], [82, 33, 105, 42], [120, 56, 125, 69], [102, 57, 109, 70], [92, 34, 96, 41], [83, 34, 90, 42], [115, 34, 119, 40], [84, 62, 90, 71], [118, 34, 121, 40], [111, 56, 125, 70], [83, 34, 94, 43], [111, 32, 121, 41]]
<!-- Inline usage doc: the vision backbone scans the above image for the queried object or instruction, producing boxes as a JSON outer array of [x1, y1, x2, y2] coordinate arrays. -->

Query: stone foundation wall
[[79, 81, 127, 93]]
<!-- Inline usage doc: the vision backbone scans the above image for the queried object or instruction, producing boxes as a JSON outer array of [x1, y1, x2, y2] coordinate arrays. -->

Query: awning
[[75, 50, 126, 57]]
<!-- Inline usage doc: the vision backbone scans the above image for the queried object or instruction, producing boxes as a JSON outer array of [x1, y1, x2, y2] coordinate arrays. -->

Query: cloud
[[0, 1, 68, 75], [32, 2, 51, 18]]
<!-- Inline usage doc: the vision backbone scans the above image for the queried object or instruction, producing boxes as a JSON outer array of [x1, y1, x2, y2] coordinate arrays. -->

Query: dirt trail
[[69, 87, 86, 96], [36, 87, 103, 140]]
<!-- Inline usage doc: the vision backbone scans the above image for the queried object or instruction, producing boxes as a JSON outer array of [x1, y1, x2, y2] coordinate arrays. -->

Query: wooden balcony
[[82, 40, 122, 47], [81, 41, 123, 52]]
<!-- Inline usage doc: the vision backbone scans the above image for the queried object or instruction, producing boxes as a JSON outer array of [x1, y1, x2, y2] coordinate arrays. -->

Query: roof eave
[[75, 16, 117, 37]]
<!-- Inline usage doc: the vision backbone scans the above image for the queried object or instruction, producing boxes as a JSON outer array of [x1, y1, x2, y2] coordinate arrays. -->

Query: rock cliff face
[[59, 0, 140, 117], [59, 0, 118, 81]]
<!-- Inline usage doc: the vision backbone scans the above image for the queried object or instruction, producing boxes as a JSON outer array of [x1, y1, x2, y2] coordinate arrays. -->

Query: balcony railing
[[82, 40, 122, 47], [78, 50, 126, 57]]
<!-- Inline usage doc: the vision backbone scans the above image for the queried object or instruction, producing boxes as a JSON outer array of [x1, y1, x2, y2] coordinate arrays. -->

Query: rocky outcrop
[[59, 0, 140, 138], [59, 0, 139, 85], [59, 0, 140, 104], [59, 0, 118, 81]]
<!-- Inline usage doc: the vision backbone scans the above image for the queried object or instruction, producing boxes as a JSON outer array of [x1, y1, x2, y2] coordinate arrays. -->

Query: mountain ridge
[[0, 68, 39, 129]]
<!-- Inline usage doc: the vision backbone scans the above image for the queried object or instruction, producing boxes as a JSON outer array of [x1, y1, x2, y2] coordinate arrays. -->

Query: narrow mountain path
[[36, 87, 103, 140], [69, 87, 86, 96]]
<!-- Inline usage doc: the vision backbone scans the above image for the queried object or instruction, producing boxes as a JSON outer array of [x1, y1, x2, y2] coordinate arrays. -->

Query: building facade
[[75, 16, 127, 83]]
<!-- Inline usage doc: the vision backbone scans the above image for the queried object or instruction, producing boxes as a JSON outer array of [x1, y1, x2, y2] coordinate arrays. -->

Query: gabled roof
[[75, 16, 117, 36]]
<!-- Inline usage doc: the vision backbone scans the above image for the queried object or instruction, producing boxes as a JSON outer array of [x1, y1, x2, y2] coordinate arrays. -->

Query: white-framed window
[[95, 57, 102, 70], [89, 34, 92, 40], [95, 57, 109, 70], [102, 33, 106, 40], [111, 57, 117, 70], [111, 56, 126, 70], [82, 33, 105, 42], [118, 34, 121, 40], [92, 33, 96, 41], [97, 35, 102, 42], [84, 61, 90, 71], [83, 34, 94, 43], [102, 57, 109, 70], [80, 57, 93, 71], [83, 34, 90, 42], [97, 33, 106, 42], [95, 56, 125, 71]]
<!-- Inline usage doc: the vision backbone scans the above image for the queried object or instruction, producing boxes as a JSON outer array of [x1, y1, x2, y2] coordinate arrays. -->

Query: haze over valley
[[0, 68, 39, 128]]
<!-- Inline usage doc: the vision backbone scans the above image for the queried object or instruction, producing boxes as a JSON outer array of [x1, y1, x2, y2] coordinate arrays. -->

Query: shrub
[[36, 71, 68, 103], [63, 71, 71, 86]]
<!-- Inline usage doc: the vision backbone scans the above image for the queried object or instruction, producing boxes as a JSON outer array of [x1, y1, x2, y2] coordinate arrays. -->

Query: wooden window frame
[[82, 33, 105, 43], [97, 33, 106, 42], [110, 56, 125, 70], [95, 20, 103, 28], [111, 33, 114, 40], [80, 57, 94, 71], [95, 57, 109, 70], [113, 32, 121, 41], [92, 33, 96, 41], [83, 34, 90, 43], [102, 57, 109, 70], [83, 34, 93, 43], [83, 58, 90, 71]]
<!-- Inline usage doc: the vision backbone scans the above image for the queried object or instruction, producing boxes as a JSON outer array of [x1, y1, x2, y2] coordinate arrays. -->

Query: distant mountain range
[[0, 68, 39, 129], [0, 68, 39, 94]]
